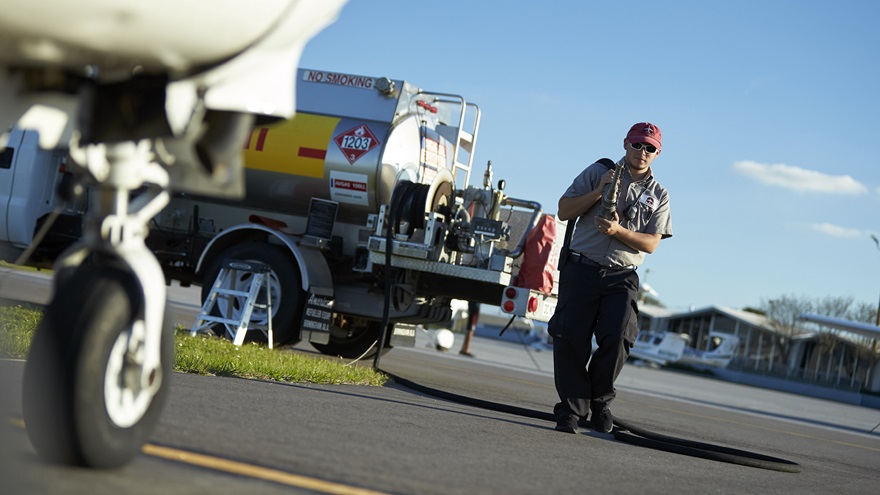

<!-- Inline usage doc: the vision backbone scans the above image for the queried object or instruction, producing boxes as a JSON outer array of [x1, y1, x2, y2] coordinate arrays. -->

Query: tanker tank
[[234, 68, 464, 224]]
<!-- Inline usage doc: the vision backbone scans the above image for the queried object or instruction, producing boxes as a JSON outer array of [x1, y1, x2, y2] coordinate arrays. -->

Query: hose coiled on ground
[[383, 371, 802, 473]]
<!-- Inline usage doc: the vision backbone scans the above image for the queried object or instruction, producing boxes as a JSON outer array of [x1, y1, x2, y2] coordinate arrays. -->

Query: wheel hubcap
[[104, 325, 153, 428], [216, 269, 281, 325]]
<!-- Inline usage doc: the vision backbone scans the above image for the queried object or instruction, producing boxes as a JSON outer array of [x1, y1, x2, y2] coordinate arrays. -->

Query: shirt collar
[[620, 156, 654, 184]]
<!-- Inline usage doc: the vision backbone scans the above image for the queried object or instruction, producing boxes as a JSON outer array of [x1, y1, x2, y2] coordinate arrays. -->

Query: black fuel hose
[[373, 182, 800, 473], [374, 181, 420, 369], [382, 370, 802, 473]]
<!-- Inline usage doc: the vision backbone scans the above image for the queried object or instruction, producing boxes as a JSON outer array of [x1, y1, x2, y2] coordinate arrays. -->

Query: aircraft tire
[[22, 266, 171, 467]]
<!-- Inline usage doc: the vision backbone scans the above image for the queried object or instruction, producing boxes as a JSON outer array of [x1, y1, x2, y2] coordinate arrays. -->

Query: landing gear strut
[[22, 141, 172, 467]]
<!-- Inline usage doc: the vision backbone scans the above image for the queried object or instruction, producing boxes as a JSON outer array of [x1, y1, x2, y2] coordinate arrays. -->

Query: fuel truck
[[2, 68, 559, 359]]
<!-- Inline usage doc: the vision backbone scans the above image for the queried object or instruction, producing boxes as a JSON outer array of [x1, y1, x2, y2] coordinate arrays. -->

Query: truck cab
[[0, 127, 83, 263]]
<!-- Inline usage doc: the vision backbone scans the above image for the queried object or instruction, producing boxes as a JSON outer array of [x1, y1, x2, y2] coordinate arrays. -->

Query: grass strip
[[175, 331, 385, 385], [0, 304, 41, 358], [0, 304, 386, 386]]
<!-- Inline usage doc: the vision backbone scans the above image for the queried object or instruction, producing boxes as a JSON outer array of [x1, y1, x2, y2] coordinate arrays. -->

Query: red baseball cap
[[626, 122, 662, 150]]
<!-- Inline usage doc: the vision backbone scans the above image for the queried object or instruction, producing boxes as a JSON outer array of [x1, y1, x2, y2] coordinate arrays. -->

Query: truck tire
[[312, 318, 393, 359], [200, 242, 303, 346], [22, 266, 171, 467]]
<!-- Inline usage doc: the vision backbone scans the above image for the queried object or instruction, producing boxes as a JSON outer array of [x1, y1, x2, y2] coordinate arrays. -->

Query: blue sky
[[299, 0, 880, 312]]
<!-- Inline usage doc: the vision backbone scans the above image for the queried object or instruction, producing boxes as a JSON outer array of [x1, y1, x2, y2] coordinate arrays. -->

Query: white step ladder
[[190, 259, 274, 349]]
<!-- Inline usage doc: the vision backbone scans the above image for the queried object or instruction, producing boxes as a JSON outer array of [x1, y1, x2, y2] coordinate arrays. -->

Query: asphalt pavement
[[3, 266, 880, 494], [4, 336, 880, 494], [402, 324, 880, 437]]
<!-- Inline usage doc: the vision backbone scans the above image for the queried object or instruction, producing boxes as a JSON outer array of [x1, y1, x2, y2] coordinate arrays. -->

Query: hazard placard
[[334, 124, 379, 165]]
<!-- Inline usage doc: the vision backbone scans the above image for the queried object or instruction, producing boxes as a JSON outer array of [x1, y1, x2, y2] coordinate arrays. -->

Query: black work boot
[[590, 402, 613, 433], [554, 415, 579, 434]]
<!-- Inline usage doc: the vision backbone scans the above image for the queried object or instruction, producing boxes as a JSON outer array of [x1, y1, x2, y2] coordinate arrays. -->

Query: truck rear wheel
[[200, 243, 303, 346], [312, 317, 393, 359]]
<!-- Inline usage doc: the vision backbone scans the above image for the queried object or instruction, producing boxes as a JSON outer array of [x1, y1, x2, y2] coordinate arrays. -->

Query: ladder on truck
[[190, 259, 275, 349], [430, 94, 480, 187]]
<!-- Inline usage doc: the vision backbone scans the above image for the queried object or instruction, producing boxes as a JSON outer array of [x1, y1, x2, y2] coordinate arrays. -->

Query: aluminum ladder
[[190, 259, 274, 349]]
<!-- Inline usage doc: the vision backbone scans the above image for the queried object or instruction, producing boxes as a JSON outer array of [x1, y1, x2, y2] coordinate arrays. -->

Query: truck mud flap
[[301, 292, 332, 344], [389, 323, 417, 347]]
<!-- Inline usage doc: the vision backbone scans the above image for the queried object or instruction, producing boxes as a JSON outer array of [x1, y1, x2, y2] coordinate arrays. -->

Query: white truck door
[[0, 128, 25, 244], [0, 129, 61, 248]]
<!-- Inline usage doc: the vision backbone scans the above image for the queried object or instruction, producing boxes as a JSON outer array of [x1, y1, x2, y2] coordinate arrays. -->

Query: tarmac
[[3, 264, 879, 438], [415, 323, 880, 438]]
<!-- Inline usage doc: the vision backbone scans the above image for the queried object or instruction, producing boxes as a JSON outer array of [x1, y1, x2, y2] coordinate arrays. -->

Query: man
[[458, 301, 479, 357], [550, 122, 673, 434]]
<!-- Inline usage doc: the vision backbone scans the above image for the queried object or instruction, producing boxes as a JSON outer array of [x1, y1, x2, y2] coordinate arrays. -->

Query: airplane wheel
[[22, 266, 171, 467]]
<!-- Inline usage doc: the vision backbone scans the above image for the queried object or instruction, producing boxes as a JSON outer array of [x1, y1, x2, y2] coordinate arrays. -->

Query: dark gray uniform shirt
[[563, 157, 673, 268]]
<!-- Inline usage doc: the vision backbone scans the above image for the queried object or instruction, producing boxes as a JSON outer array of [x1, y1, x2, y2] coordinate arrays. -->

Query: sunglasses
[[630, 142, 658, 154]]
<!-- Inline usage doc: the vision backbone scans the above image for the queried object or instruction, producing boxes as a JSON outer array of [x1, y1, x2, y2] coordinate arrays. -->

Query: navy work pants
[[549, 261, 639, 420]]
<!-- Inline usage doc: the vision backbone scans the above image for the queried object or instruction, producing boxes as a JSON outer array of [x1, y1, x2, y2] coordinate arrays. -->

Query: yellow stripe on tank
[[244, 113, 340, 178]]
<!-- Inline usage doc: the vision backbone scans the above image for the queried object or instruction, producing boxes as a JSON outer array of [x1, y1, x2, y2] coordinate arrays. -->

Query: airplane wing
[[798, 312, 880, 339]]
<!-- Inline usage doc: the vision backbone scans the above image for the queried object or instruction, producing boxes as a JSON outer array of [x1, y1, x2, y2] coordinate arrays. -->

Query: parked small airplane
[[630, 330, 740, 368]]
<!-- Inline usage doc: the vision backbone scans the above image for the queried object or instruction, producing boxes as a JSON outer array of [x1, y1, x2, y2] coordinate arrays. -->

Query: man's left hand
[[594, 212, 621, 236]]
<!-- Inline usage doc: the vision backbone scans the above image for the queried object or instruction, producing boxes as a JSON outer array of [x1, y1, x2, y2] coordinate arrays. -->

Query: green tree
[[760, 295, 813, 368], [848, 302, 876, 324], [760, 294, 879, 381]]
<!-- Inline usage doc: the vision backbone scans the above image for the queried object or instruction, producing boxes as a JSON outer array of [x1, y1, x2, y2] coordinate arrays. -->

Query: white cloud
[[809, 223, 864, 238], [732, 161, 867, 195]]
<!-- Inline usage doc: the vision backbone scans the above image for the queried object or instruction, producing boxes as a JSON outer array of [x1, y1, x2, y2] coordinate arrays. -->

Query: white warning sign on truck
[[302, 70, 375, 89], [329, 171, 369, 206]]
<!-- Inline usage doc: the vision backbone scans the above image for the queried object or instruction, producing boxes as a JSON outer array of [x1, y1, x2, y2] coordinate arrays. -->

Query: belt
[[568, 251, 635, 271]]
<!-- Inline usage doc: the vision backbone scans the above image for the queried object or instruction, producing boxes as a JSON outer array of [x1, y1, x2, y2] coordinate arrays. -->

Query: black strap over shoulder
[[558, 158, 614, 269], [597, 158, 615, 170]]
